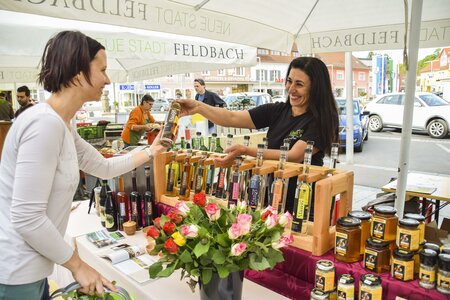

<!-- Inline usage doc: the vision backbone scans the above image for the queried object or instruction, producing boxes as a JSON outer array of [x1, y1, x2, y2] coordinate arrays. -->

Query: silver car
[[365, 92, 450, 138]]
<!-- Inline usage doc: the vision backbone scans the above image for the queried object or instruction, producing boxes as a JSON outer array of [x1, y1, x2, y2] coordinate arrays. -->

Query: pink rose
[[228, 223, 241, 240], [180, 224, 199, 238], [261, 206, 277, 220], [278, 211, 293, 227], [175, 201, 190, 216], [272, 234, 294, 249], [237, 214, 252, 235], [230, 242, 247, 256], [205, 203, 221, 221], [265, 213, 278, 229]]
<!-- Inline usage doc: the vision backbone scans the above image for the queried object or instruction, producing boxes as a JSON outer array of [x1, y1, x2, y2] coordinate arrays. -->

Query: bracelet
[[144, 146, 153, 161]]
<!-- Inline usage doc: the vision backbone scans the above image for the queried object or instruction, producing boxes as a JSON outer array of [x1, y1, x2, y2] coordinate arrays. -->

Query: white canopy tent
[[1, 0, 450, 216]]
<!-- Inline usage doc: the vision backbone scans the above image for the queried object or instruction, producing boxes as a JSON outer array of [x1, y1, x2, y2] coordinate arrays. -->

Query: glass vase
[[199, 271, 244, 300]]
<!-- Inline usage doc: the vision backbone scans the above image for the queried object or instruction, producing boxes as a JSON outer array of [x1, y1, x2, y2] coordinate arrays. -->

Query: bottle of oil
[[130, 168, 141, 229], [143, 166, 154, 227], [166, 150, 179, 196], [194, 152, 208, 193], [115, 175, 129, 231], [271, 146, 288, 213], [161, 102, 181, 147], [248, 144, 265, 211], [178, 149, 193, 200]]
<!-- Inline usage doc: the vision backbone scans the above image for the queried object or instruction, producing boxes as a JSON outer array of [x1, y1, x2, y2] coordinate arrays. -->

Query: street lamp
[[256, 56, 262, 92]]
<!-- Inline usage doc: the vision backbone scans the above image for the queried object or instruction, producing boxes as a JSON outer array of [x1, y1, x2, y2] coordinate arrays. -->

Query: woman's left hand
[[149, 129, 167, 155], [213, 144, 247, 167]]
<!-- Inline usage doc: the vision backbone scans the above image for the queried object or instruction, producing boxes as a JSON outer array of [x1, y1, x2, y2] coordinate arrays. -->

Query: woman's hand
[[213, 144, 247, 167], [149, 128, 167, 155], [176, 99, 200, 117]]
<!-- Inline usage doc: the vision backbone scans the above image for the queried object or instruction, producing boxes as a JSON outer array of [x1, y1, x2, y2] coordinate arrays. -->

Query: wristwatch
[[144, 146, 153, 161]]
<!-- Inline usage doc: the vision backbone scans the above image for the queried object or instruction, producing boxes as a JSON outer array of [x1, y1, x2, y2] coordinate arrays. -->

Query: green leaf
[[179, 249, 193, 263], [211, 249, 226, 264], [216, 264, 229, 278], [216, 233, 230, 247], [270, 230, 281, 242], [202, 269, 213, 285], [149, 262, 163, 278], [266, 248, 285, 267], [249, 253, 271, 271], [254, 241, 268, 253], [157, 262, 177, 277], [191, 268, 200, 277], [193, 240, 210, 258]]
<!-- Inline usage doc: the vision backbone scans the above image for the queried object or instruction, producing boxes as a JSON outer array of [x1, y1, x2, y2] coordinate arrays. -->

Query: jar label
[[392, 259, 414, 281], [335, 232, 348, 256], [337, 287, 354, 300], [420, 267, 436, 284], [315, 269, 335, 292], [364, 249, 378, 270], [360, 288, 382, 300], [372, 217, 386, 239], [438, 273, 450, 289], [396, 228, 419, 251]]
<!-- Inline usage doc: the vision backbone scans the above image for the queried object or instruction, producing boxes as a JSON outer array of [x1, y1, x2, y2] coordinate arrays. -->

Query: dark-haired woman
[[0, 31, 166, 300], [178, 57, 339, 212]]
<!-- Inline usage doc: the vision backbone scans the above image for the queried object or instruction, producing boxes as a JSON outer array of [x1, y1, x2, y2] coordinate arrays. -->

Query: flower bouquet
[[147, 192, 293, 292]]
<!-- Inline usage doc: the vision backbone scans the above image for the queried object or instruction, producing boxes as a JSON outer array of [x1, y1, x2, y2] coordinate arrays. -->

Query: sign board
[[144, 84, 160, 90], [119, 84, 135, 91]]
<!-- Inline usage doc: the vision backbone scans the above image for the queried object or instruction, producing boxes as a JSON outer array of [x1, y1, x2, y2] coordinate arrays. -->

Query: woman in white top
[[0, 31, 166, 300]]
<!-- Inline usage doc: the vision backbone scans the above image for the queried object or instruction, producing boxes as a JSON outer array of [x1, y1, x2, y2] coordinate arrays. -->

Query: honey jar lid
[[316, 259, 334, 271], [339, 274, 355, 284], [399, 218, 420, 228], [348, 210, 372, 220], [420, 249, 438, 266], [441, 245, 450, 254], [438, 254, 450, 271], [360, 274, 382, 286], [337, 216, 361, 227], [374, 205, 397, 215], [423, 242, 441, 254], [404, 213, 425, 222], [366, 237, 390, 249], [393, 248, 414, 260], [310, 288, 329, 299]]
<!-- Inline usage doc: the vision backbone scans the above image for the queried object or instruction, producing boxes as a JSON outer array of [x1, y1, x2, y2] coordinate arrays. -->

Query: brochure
[[86, 229, 125, 248]]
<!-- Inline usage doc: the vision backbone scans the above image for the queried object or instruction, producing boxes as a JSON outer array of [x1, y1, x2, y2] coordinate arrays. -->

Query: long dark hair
[[38, 31, 105, 93], [284, 57, 339, 155]]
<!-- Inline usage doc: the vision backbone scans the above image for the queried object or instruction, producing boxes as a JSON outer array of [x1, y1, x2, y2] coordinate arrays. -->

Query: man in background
[[193, 78, 225, 132], [15, 85, 34, 118], [0, 92, 14, 121]]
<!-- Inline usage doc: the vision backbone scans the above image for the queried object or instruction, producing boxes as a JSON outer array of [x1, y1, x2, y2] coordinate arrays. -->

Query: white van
[[224, 92, 272, 110]]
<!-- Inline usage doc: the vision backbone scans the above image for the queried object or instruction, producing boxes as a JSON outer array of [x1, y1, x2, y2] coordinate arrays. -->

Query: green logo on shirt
[[288, 129, 304, 139]]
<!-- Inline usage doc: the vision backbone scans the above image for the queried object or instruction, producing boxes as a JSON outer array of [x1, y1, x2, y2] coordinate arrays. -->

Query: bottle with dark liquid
[[99, 179, 110, 227], [329, 143, 340, 226], [105, 191, 118, 232], [143, 166, 154, 227], [248, 144, 265, 211], [178, 149, 193, 201], [116, 175, 129, 231], [161, 102, 181, 147], [166, 150, 179, 196], [130, 169, 141, 228], [228, 156, 243, 208], [194, 152, 208, 193]]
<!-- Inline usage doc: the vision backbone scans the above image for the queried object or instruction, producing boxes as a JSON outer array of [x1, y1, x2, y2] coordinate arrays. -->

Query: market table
[[245, 245, 449, 300]]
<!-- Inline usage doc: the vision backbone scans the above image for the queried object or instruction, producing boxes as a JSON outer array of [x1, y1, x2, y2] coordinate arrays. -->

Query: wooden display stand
[[153, 151, 354, 256]]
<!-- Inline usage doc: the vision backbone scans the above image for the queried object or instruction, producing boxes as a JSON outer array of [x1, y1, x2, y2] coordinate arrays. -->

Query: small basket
[[50, 282, 132, 300]]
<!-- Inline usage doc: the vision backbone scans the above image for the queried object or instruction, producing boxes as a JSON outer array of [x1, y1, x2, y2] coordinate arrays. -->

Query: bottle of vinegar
[[99, 179, 110, 227], [248, 144, 265, 211], [161, 102, 181, 147], [130, 169, 141, 228], [166, 151, 179, 196], [228, 156, 243, 208], [194, 152, 208, 193], [143, 166, 154, 227], [271, 146, 288, 212], [105, 191, 118, 232], [116, 175, 129, 231], [178, 149, 193, 200]]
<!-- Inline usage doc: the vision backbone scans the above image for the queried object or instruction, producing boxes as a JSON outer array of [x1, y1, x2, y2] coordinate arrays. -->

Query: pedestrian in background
[[194, 78, 226, 132], [14, 85, 35, 118], [0, 92, 14, 121]]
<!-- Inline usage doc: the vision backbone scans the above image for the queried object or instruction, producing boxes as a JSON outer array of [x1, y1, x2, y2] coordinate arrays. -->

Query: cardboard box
[[425, 218, 450, 246]]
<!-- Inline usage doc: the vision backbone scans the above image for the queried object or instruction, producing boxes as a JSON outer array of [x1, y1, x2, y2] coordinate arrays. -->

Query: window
[[217, 69, 225, 76], [166, 74, 173, 78], [358, 72, 366, 81], [184, 73, 191, 78], [258, 49, 269, 55], [270, 70, 281, 81], [256, 70, 267, 81], [378, 95, 403, 105], [201, 70, 210, 76], [271, 50, 281, 55], [336, 71, 344, 80], [233, 67, 245, 76]]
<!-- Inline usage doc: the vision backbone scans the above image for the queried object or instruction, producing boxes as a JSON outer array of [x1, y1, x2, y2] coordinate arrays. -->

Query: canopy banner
[[0, 68, 38, 84], [298, 18, 450, 54], [0, 0, 293, 53]]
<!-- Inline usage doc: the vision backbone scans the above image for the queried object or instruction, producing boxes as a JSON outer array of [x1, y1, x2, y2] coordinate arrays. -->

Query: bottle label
[[360, 288, 382, 300], [438, 273, 450, 289], [296, 183, 310, 219], [420, 267, 436, 284], [271, 180, 283, 209], [372, 217, 386, 239], [337, 286, 354, 300], [248, 176, 261, 208], [147, 201, 153, 216], [392, 259, 414, 281], [231, 182, 239, 201], [364, 249, 378, 270], [119, 203, 126, 216], [217, 170, 225, 189], [105, 213, 115, 229], [167, 168, 174, 192], [195, 173, 203, 193], [100, 205, 106, 222], [315, 269, 334, 292], [180, 172, 188, 196], [396, 228, 419, 251], [335, 232, 348, 255]]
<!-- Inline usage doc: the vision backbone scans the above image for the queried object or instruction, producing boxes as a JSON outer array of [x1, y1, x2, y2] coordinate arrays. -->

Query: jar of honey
[[364, 237, 390, 273], [396, 218, 420, 251], [348, 210, 372, 255], [424, 242, 441, 254], [359, 274, 382, 300], [371, 206, 398, 241], [335, 217, 361, 263], [337, 274, 354, 300], [404, 213, 425, 244], [310, 288, 330, 300], [392, 248, 415, 281], [419, 248, 438, 289], [315, 260, 335, 292], [437, 253, 450, 295], [414, 242, 426, 275]]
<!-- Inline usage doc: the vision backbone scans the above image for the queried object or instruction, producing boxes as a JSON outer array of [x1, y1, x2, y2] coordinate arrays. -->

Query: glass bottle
[[248, 144, 265, 211], [166, 151, 179, 196], [243, 135, 250, 147], [334, 216, 362, 263], [99, 179, 110, 228], [130, 169, 141, 229], [180, 137, 186, 149], [215, 134, 224, 153], [105, 191, 118, 232], [194, 132, 202, 150], [263, 137, 268, 150], [161, 101, 181, 147], [116, 175, 129, 231], [226, 134, 234, 148], [329, 143, 340, 226], [228, 156, 242, 208], [178, 149, 193, 201], [348, 210, 372, 255], [199, 133, 208, 151], [283, 137, 290, 149], [143, 166, 154, 227], [194, 152, 208, 193], [271, 146, 288, 213], [209, 133, 217, 152], [419, 248, 438, 289]]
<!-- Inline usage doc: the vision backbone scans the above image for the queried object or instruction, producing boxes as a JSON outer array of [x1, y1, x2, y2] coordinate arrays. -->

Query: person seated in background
[[121, 94, 160, 147], [14, 85, 35, 118], [0, 92, 14, 121]]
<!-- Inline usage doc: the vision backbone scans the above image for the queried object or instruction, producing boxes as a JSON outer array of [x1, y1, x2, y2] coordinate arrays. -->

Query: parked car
[[365, 92, 450, 138], [336, 98, 369, 152], [224, 92, 272, 110], [151, 98, 170, 112], [271, 95, 286, 103]]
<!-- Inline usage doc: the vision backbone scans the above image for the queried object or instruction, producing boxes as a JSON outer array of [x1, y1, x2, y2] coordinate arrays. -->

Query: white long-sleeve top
[[0, 103, 135, 284]]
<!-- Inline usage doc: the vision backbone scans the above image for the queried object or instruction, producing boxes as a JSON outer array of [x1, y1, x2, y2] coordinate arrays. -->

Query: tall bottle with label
[[263, 137, 269, 150], [329, 143, 340, 226], [99, 179, 111, 227], [105, 191, 118, 232], [178, 149, 193, 201], [143, 166, 154, 227], [180, 137, 186, 150], [248, 144, 265, 210], [228, 156, 243, 208], [130, 169, 141, 228], [199, 133, 208, 151], [116, 175, 129, 231], [213, 133, 223, 153], [161, 102, 181, 147], [271, 146, 288, 212], [166, 150, 179, 196], [194, 132, 202, 150], [292, 141, 314, 234], [194, 152, 208, 193]]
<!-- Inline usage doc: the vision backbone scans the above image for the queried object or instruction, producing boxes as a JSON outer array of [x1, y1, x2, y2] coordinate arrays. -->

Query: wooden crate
[[153, 151, 354, 256]]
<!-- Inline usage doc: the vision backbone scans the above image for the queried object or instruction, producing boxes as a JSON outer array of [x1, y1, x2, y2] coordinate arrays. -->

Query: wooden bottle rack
[[153, 151, 354, 256]]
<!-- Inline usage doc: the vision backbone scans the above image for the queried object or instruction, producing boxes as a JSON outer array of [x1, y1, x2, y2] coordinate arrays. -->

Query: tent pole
[[395, 0, 423, 218], [345, 51, 354, 164]]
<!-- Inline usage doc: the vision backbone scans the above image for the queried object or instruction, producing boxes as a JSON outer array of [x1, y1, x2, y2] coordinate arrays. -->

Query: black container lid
[[366, 237, 390, 249], [404, 213, 425, 222], [348, 210, 372, 220], [399, 218, 420, 228], [420, 249, 438, 266], [337, 216, 361, 227], [339, 274, 355, 285], [423, 242, 441, 254], [374, 205, 397, 215], [438, 254, 450, 272], [441, 245, 450, 254], [360, 274, 382, 286], [393, 248, 414, 261]]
